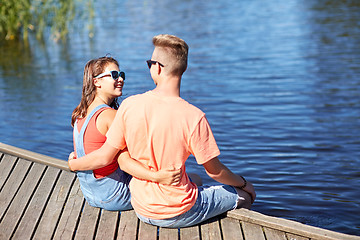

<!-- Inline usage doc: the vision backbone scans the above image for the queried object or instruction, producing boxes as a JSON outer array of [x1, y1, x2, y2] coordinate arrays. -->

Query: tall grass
[[0, 0, 93, 41]]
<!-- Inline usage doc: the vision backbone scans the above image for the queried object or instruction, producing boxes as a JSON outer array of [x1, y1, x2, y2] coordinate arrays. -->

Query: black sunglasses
[[146, 60, 164, 69], [95, 70, 125, 81]]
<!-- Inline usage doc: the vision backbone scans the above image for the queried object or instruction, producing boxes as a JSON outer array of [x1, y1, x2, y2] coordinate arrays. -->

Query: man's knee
[[188, 173, 203, 186], [234, 188, 252, 209]]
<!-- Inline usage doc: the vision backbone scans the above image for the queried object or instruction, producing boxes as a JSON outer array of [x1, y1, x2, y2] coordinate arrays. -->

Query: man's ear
[[157, 63, 162, 75]]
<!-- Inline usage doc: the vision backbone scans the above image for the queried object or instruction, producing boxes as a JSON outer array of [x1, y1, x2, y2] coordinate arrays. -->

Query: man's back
[[107, 90, 220, 219]]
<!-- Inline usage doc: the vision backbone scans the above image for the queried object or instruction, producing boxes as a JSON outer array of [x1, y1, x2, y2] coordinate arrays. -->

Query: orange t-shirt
[[106, 91, 220, 219], [75, 108, 119, 178]]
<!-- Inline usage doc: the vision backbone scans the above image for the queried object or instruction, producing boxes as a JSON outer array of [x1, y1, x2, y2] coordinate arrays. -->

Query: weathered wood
[[0, 162, 45, 239], [221, 217, 244, 240], [1, 145, 360, 240], [53, 179, 84, 240], [242, 222, 266, 240], [180, 225, 200, 240], [263, 227, 287, 240], [75, 202, 101, 240], [138, 220, 158, 240], [117, 210, 138, 240], [33, 170, 76, 239], [200, 218, 222, 240], [159, 227, 179, 240], [0, 142, 69, 171], [0, 154, 17, 189], [12, 166, 61, 239], [0, 158, 32, 218], [95, 209, 119, 240], [227, 209, 360, 240], [286, 233, 310, 240]]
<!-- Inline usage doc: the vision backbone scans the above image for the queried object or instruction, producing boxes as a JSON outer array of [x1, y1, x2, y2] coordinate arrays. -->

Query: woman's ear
[[94, 78, 101, 87]]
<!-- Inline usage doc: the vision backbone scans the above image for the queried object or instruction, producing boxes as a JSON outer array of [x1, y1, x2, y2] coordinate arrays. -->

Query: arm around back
[[68, 141, 119, 171], [118, 149, 182, 185]]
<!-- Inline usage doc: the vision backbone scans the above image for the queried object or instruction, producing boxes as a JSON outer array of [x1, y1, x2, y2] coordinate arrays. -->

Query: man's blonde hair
[[152, 34, 189, 76]]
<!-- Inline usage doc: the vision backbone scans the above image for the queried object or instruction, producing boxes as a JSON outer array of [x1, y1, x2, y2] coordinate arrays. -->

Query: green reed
[[0, 0, 93, 42]]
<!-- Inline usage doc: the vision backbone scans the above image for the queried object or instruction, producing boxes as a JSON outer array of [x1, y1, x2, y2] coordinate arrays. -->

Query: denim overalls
[[73, 104, 132, 211]]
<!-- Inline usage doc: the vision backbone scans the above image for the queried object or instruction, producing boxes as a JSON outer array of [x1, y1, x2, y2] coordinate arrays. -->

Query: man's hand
[[68, 152, 76, 171]]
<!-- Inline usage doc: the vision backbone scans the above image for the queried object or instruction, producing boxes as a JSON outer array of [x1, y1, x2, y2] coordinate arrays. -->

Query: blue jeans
[[76, 168, 132, 211], [136, 184, 238, 228]]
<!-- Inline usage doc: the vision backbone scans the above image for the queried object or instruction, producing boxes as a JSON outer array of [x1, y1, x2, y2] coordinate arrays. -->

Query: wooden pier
[[0, 142, 359, 240]]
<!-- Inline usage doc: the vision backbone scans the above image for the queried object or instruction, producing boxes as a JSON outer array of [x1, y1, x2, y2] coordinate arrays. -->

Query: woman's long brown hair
[[71, 56, 120, 127]]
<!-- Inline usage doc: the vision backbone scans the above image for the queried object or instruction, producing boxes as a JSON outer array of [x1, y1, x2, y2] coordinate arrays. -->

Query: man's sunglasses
[[146, 60, 164, 69], [95, 71, 125, 81]]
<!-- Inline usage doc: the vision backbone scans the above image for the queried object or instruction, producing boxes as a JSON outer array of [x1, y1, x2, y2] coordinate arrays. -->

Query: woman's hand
[[153, 168, 182, 185]]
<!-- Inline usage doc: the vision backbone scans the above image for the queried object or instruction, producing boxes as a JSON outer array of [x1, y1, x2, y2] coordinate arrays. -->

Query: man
[[69, 34, 256, 228]]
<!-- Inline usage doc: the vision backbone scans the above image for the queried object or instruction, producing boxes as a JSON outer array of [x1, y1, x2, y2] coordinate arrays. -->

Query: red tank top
[[76, 108, 119, 178]]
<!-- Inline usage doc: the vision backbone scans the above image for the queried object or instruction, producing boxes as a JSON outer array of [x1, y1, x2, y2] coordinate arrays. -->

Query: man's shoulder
[[178, 99, 205, 118], [122, 92, 149, 104]]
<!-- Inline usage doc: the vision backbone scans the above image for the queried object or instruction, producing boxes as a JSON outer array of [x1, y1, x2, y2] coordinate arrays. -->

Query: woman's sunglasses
[[146, 60, 164, 69], [95, 71, 125, 81]]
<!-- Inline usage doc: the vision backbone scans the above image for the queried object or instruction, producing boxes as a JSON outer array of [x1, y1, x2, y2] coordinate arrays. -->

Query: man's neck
[[153, 76, 181, 97]]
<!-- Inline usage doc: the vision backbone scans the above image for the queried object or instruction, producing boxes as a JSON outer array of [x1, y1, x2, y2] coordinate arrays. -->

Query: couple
[[68, 34, 256, 228]]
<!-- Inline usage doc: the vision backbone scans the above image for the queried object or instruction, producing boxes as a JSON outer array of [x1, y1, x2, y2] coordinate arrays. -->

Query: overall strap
[[74, 104, 109, 158]]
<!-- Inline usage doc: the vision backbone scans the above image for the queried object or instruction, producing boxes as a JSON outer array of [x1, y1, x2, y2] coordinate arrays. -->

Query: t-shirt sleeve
[[105, 102, 127, 150], [189, 115, 220, 165]]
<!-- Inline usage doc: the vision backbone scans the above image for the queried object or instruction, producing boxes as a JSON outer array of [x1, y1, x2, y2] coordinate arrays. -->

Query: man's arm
[[202, 157, 256, 202], [68, 141, 119, 171]]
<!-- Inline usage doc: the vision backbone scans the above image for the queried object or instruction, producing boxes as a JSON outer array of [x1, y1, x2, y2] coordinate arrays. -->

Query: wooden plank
[[33, 170, 76, 239], [159, 227, 179, 240], [95, 209, 119, 240], [1, 144, 359, 240], [180, 225, 200, 240], [227, 209, 360, 240], [138, 220, 158, 240], [0, 162, 46, 239], [53, 179, 84, 240], [0, 154, 17, 189], [221, 217, 244, 240], [200, 218, 222, 240], [0, 158, 31, 218], [12, 166, 61, 239], [117, 210, 138, 240], [286, 233, 310, 240], [0, 142, 69, 171], [263, 227, 287, 240], [242, 222, 265, 240], [74, 202, 101, 240]]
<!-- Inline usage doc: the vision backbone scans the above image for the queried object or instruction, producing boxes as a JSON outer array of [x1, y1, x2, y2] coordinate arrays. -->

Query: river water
[[0, 0, 359, 235]]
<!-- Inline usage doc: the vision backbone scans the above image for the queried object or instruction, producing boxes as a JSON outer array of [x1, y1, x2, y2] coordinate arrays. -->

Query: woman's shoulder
[[95, 107, 117, 135], [98, 107, 117, 121]]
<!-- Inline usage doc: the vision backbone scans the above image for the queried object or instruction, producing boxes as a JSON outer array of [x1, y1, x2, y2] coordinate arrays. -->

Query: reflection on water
[[0, 0, 359, 235]]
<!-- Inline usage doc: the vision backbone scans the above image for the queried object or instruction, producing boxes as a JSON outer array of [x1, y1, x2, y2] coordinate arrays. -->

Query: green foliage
[[0, 0, 93, 41]]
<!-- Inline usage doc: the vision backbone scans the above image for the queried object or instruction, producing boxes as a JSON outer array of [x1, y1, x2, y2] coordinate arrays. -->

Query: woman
[[70, 56, 180, 211]]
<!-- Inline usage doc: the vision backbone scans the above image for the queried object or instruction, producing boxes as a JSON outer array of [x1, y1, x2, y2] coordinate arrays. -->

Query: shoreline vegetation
[[0, 0, 94, 42]]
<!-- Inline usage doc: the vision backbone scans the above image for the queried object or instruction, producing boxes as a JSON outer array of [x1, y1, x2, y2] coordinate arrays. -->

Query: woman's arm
[[118, 149, 181, 185], [68, 141, 119, 171]]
